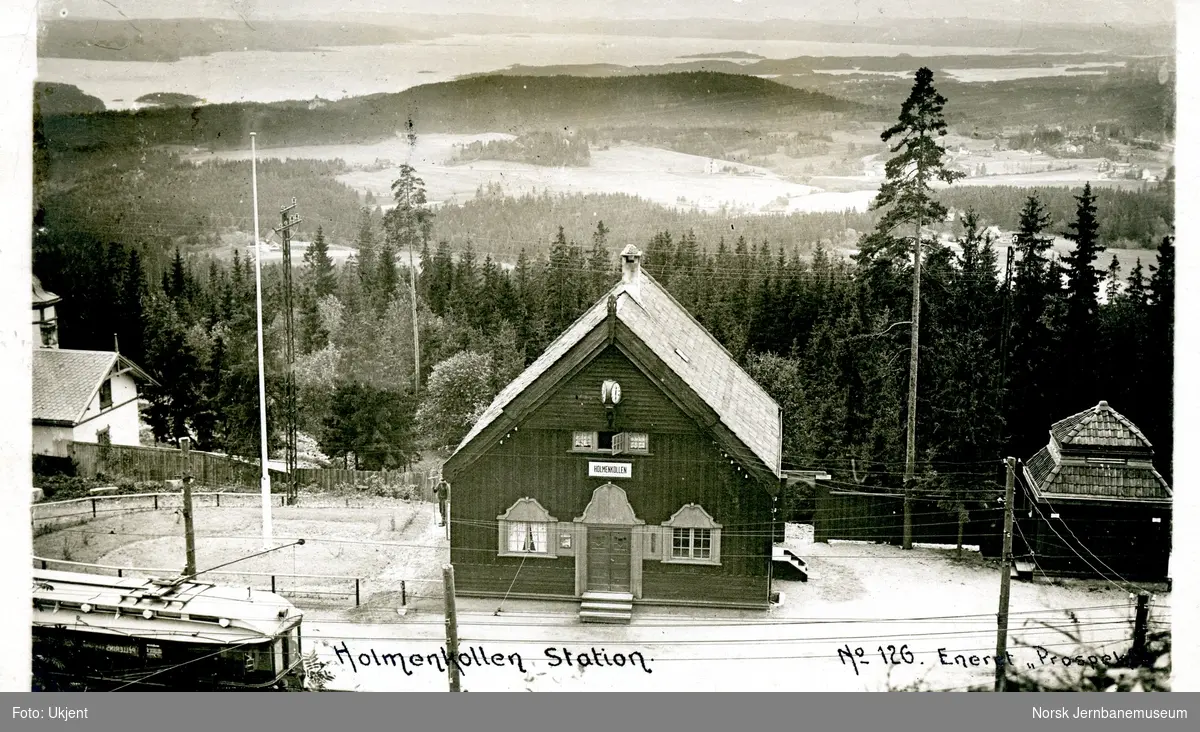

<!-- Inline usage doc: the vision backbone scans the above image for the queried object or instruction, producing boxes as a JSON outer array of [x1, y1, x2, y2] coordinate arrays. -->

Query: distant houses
[[30, 277, 157, 458], [1016, 401, 1172, 583]]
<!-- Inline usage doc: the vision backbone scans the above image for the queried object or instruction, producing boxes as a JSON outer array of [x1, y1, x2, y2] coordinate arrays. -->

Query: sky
[[41, 0, 1176, 25]]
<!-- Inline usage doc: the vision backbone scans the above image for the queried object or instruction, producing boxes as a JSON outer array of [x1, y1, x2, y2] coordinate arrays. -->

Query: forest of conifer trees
[[31, 70, 1174, 509]]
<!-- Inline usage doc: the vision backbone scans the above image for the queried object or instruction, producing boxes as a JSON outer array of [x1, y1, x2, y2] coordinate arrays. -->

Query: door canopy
[[575, 483, 644, 526]]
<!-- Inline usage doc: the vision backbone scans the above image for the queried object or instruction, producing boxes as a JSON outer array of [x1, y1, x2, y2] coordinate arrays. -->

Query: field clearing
[[33, 498, 449, 616], [184, 127, 1166, 223], [187, 134, 881, 215], [339, 142, 879, 214]]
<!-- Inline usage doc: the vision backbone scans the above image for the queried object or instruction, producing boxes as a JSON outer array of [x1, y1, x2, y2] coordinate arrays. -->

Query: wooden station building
[[1017, 401, 1172, 583], [442, 245, 784, 621]]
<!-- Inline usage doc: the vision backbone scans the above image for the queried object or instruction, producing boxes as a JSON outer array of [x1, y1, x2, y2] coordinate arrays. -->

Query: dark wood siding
[[450, 346, 774, 606], [524, 348, 697, 434], [1017, 503, 1171, 581]]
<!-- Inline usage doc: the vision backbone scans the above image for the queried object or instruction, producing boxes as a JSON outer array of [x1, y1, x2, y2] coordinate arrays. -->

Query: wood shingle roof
[[448, 247, 782, 480], [1024, 401, 1170, 504], [1049, 400, 1153, 453]]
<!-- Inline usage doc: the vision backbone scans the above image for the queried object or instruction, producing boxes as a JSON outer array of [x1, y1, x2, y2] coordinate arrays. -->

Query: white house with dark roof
[[31, 278, 157, 457], [443, 245, 785, 620]]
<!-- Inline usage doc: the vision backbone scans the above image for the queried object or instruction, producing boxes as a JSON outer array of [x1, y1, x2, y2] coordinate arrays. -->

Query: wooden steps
[[579, 591, 633, 624], [772, 546, 809, 582]]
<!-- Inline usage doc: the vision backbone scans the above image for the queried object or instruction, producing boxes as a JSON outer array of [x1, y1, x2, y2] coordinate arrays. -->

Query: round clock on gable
[[601, 379, 622, 406]]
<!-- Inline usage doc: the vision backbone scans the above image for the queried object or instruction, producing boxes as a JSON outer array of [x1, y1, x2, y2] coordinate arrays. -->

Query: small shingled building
[[442, 245, 783, 620], [1017, 401, 1172, 582]]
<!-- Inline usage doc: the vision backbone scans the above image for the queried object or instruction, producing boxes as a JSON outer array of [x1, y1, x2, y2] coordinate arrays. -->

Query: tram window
[[287, 628, 300, 666]]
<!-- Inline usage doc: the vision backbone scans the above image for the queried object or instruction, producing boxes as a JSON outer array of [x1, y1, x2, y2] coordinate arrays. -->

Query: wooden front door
[[587, 528, 632, 592]]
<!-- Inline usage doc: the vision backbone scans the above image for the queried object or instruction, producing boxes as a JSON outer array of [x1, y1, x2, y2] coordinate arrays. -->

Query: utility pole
[[250, 132, 272, 549], [180, 437, 197, 578], [410, 246, 421, 394], [443, 564, 461, 692], [1131, 592, 1151, 666], [275, 200, 302, 506], [902, 223, 922, 551], [994, 456, 1016, 692]]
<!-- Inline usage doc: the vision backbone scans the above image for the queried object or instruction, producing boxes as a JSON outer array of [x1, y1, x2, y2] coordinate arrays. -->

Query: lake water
[[37, 33, 1027, 110], [815, 61, 1125, 83]]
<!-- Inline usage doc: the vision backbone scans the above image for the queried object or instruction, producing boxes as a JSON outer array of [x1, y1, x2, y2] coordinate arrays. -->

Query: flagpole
[[250, 132, 273, 549]]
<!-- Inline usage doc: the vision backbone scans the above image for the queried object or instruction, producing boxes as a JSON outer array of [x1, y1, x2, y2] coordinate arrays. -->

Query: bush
[[34, 475, 93, 501], [331, 473, 420, 500], [33, 454, 76, 478]]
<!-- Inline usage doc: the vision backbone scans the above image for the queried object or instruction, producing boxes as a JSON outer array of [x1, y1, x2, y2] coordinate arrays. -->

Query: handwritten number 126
[[837, 644, 914, 675], [879, 645, 915, 665]]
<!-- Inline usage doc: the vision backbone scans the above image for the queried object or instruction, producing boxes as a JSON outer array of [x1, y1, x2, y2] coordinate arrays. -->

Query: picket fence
[[66, 441, 438, 501]]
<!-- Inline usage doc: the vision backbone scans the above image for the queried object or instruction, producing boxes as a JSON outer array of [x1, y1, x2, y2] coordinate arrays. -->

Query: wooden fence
[[813, 484, 1003, 556], [65, 441, 438, 501]]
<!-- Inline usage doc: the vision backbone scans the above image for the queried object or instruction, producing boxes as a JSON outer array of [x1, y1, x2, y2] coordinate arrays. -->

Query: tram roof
[[32, 569, 302, 643]]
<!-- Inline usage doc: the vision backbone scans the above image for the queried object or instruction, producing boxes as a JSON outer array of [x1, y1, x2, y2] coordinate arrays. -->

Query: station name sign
[[588, 461, 633, 479]]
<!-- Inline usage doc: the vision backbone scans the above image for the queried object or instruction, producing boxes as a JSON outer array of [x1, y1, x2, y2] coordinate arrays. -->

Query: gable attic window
[[497, 498, 559, 559], [572, 431, 617, 453], [660, 504, 722, 566], [99, 379, 113, 411], [611, 432, 649, 455]]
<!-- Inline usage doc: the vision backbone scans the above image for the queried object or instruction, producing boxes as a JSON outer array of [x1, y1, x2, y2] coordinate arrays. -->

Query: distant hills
[[38, 18, 433, 62], [325, 13, 1175, 54], [34, 82, 105, 115], [37, 16, 1174, 63], [38, 72, 866, 153]]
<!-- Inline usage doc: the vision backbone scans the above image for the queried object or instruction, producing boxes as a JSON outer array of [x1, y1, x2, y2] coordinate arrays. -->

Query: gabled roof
[[447, 247, 782, 481], [1050, 401, 1153, 454], [32, 349, 157, 425]]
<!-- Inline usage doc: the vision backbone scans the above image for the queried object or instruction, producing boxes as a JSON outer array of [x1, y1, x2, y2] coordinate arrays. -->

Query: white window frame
[[612, 432, 650, 456], [660, 503, 722, 566], [497, 497, 559, 559], [571, 430, 619, 454]]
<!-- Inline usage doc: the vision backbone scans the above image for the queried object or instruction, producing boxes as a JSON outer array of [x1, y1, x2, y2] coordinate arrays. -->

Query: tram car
[[32, 569, 307, 692]]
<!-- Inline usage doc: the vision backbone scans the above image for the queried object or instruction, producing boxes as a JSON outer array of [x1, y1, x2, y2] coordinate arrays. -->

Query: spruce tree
[[1007, 195, 1059, 454], [304, 225, 336, 300], [1059, 182, 1105, 409], [588, 221, 612, 301], [354, 207, 377, 291]]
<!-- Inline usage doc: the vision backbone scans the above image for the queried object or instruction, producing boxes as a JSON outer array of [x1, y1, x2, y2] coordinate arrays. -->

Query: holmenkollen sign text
[[588, 461, 633, 479]]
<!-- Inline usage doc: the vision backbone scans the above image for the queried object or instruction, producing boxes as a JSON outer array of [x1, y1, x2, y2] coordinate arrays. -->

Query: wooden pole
[[181, 437, 197, 577], [250, 132, 273, 549], [902, 222, 922, 551], [1132, 592, 1150, 666], [994, 456, 1016, 692], [443, 564, 461, 692]]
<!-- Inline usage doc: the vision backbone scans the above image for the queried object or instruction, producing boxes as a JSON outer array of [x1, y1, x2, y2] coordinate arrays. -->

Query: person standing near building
[[436, 480, 449, 527]]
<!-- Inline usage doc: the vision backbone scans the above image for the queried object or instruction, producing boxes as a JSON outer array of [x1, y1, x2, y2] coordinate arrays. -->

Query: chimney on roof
[[620, 244, 643, 298]]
